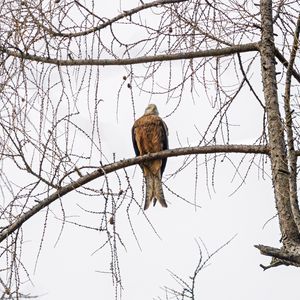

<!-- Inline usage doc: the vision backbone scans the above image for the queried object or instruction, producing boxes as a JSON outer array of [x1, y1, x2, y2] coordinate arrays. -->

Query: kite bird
[[132, 104, 169, 210]]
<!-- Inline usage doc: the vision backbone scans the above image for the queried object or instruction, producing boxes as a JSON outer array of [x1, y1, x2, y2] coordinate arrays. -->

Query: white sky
[[4, 1, 300, 300], [21, 68, 299, 299]]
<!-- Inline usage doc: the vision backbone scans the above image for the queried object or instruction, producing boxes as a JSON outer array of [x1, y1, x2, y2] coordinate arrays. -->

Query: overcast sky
[[22, 58, 300, 300], [6, 1, 300, 299]]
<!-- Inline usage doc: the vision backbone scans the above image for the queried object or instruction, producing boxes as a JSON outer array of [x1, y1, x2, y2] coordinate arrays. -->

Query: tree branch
[[0, 43, 259, 66], [283, 13, 300, 232], [255, 244, 300, 267], [50, 0, 189, 38], [0, 144, 268, 244], [274, 47, 300, 84]]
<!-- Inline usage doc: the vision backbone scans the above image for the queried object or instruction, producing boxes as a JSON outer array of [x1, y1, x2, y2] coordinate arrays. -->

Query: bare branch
[[50, 0, 190, 38], [274, 47, 300, 84], [0, 43, 259, 66], [0, 144, 268, 244], [255, 244, 300, 267], [283, 13, 300, 231]]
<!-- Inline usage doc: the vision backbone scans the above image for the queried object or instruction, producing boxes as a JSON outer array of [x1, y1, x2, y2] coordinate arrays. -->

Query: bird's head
[[144, 104, 159, 116]]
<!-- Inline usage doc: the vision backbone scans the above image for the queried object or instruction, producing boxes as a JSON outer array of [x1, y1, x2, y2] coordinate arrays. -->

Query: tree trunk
[[259, 0, 300, 245]]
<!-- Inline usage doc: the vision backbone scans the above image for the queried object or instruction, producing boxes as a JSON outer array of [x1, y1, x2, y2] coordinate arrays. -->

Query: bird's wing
[[131, 123, 140, 156], [132, 115, 168, 175], [160, 119, 169, 175]]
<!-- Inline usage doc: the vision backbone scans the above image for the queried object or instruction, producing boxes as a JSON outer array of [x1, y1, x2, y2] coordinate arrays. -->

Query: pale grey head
[[144, 104, 159, 116]]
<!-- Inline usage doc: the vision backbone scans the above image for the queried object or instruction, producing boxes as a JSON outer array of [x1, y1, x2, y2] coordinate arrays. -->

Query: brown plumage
[[132, 104, 168, 210]]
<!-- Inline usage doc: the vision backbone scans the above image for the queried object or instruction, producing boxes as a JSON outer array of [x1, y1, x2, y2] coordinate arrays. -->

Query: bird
[[132, 104, 169, 210]]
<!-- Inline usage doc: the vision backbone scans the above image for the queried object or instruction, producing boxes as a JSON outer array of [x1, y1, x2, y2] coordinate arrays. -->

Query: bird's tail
[[144, 174, 167, 209], [153, 174, 167, 208], [144, 175, 154, 210]]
